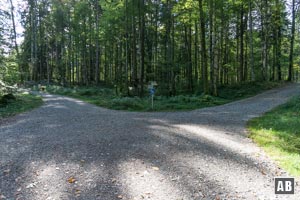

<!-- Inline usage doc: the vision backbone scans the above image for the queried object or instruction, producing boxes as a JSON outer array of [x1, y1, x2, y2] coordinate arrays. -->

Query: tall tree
[[16, 0, 299, 95], [198, 0, 209, 94], [288, 0, 296, 81]]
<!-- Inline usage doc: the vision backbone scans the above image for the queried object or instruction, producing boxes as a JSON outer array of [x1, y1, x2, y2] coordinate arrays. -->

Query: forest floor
[[44, 82, 283, 112], [0, 84, 300, 200]]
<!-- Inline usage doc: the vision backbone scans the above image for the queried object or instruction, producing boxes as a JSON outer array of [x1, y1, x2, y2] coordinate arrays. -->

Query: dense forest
[[1, 0, 299, 96]]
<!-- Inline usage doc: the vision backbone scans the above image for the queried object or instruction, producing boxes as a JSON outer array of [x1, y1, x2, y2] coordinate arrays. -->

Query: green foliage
[[45, 82, 282, 112], [14, 0, 299, 97], [248, 96, 300, 176], [0, 93, 16, 105], [111, 97, 146, 111], [218, 82, 283, 99], [0, 54, 20, 97], [0, 93, 43, 118], [1, 55, 20, 84]]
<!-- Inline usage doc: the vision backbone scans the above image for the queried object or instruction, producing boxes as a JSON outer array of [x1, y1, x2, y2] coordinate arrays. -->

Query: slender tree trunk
[[8, 0, 19, 57], [125, 0, 129, 95], [261, 0, 269, 81], [276, 0, 282, 81], [198, 0, 209, 94], [209, 0, 214, 91], [194, 20, 199, 82], [30, 0, 37, 81], [239, 5, 244, 82], [288, 0, 295, 81], [95, 0, 100, 85], [132, 14, 137, 92], [139, 0, 145, 97], [249, 1, 255, 81]]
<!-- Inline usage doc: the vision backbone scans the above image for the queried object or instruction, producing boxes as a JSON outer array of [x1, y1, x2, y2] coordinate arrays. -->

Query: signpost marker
[[149, 87, 155, 110], [152, 92, 154, 109], [148, 81, 157, 110]]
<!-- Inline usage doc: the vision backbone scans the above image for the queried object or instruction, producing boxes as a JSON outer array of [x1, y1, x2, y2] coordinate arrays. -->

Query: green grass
[[44, 81, 283, 112], [218, 81, 282, 99], [248, 96, 300, 176], [0, 93, 43, 118]]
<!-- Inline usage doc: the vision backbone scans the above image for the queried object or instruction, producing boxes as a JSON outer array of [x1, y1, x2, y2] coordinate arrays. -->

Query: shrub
[[0, 93, 16, 106], [111, 97, 145, 110]]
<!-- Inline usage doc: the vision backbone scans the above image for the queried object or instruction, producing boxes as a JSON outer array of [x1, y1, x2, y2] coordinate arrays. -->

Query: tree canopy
[[1, 0, 300, 96]]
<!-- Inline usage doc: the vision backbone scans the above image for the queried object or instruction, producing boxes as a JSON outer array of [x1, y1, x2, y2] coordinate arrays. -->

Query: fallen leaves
[[26, 182, 37, 189], [260, 170, 266, 175], [140, 192, 152, 199], [275, 170, 282, 176], [3, 169, 10, 175], [74, 189, 81, 197], [33, 171, 40, 176], [75, 189, 81, 194], [80, 160, 85, 166], [68, 177, 76, 184], [152, 166, 159, 171]]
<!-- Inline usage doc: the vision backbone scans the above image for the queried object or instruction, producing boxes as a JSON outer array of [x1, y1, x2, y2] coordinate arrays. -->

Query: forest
[[0, 0, 299, 97], [1, 1, 300, 198]]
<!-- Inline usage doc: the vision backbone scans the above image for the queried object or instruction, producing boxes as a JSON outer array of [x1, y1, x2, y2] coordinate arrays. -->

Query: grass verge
[[45, 81, 283, 112], [248, 96, 300, 176], [0, 93, 43, 118]]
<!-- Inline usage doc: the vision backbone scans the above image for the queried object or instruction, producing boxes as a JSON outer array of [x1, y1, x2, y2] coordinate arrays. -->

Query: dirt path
[[1, 84, 300, 200]]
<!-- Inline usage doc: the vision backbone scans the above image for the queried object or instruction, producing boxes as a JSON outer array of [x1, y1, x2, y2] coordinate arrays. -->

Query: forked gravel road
[[1, 84, 300, 200]]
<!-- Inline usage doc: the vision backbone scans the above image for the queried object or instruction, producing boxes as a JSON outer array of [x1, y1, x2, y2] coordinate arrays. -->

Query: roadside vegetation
[[0, 93, 43, 118], [248, 96, 300, 176], [44, 81, 283, 112]]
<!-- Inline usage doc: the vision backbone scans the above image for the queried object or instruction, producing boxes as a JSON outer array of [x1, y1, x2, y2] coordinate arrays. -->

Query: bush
[[111, 97, 145, 110], [78, 89, 96, 96], [200, 95, 214, 102], [45, 82, 283, 112], [0, 93, 16, 106], [0, 94, 43, 118]]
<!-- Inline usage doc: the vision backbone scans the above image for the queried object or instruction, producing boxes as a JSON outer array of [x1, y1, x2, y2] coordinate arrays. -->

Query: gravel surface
[[1, 84, 300, 200]]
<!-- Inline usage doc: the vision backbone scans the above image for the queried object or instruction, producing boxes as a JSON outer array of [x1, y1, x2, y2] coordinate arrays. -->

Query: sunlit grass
[[0, 93, 43, 118], [248, 96, 300, 176]]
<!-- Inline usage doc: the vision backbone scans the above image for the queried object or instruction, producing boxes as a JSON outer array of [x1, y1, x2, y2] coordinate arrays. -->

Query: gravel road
[[1, 84, 300, 200]]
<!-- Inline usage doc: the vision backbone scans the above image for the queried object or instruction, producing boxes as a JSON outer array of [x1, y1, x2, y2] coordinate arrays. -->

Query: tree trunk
[[8, 0, 19, 58], [249, 1, 255, 81], [198, 0, 209, 94], [288, 0, 295, 81], [95, 1, 101, 85], [139, 0, 145, 97], [239, 5, 244, 82]]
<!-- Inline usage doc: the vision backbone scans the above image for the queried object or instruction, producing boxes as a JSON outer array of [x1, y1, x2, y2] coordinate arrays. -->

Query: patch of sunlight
[[260, 145, 300, 177], [44, 124, 62, 128], [25, 161, 108, 199], [172, 124, 256, 154], [69, 98, 87, 106], [26, 162, 69, 199], [44, 104, 68, 109], [118, 159, 189, 200], [177, 153, 277, 199]]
